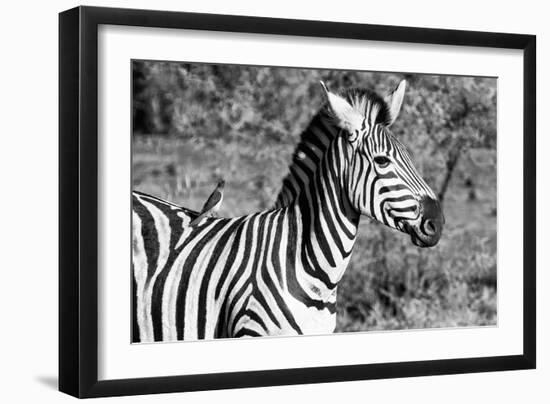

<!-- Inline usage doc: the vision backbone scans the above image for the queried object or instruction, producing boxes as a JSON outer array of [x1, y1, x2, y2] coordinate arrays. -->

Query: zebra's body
[[132, 130, 359, 340], [132, 81, 444, 342]]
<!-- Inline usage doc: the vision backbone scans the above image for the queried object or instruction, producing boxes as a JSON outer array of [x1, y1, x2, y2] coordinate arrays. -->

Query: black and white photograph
[[0, 1, 545, 402], [54, 5, 537, 399], [131, 61, 497, 343]]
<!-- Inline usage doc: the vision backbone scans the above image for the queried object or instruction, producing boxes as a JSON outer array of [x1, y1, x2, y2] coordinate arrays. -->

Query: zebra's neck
[[290, 134, 361, 301], [275, 111, 337, 208]]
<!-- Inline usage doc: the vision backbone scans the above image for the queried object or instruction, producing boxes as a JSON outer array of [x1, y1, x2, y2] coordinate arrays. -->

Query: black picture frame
[[59, 5, 536, 398]]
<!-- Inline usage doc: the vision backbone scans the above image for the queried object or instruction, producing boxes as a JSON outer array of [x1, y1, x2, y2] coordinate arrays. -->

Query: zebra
[[132, 79, 444, 342]]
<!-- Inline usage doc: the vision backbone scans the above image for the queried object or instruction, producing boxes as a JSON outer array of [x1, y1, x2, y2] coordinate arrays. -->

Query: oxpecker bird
[[189, 180, 225, 226]]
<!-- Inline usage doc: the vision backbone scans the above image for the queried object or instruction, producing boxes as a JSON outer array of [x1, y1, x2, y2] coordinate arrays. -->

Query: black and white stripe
[[132, 80, 444, 342]]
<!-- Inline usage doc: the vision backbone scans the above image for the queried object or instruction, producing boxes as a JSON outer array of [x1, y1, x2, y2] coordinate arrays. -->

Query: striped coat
[[132, 80, 444, 342], [132, 133, 360, 341]]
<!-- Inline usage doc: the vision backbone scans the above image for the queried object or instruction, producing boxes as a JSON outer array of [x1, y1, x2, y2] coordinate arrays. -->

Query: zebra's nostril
[[424, 219, 437, 235]]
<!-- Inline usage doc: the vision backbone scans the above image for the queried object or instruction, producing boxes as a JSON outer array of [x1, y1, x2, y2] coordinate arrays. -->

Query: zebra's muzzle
[[414, 197, 444, 247], [400, 196, 444, 248]]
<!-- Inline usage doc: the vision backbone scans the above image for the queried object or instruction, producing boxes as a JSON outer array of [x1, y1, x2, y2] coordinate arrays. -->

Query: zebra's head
[[322, 80, 444, 247]]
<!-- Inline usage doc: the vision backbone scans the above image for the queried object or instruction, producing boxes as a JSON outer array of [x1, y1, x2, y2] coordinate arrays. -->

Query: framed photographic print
[[59, 6, 536, 398]]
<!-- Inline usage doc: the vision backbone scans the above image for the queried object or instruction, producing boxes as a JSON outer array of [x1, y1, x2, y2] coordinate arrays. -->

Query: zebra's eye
[[373, 156, 391, 168]]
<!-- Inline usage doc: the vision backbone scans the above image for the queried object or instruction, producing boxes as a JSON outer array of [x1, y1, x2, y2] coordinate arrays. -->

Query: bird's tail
[[189, 213, 207, 227]]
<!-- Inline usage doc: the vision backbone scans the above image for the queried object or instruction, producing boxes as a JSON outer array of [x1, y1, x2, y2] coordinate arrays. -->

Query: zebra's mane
[[338, 87, 391, 126], [274, 86, 391, 208]]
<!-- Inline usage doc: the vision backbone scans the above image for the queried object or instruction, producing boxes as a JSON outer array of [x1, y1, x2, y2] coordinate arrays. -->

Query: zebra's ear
[[320, 81, 363, 135], [385, 80, 407, 126]]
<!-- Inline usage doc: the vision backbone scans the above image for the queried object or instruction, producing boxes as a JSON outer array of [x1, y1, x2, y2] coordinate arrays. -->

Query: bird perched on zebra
[[189, 179, 225, 226], [131, 79, 444, 342]]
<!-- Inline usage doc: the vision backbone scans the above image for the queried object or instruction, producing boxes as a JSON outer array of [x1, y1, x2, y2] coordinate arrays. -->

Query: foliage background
[[132, 60, 497, 332]]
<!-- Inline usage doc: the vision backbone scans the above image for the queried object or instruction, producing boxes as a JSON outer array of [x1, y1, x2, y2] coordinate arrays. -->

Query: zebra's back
[[132, 191, 335, 341]]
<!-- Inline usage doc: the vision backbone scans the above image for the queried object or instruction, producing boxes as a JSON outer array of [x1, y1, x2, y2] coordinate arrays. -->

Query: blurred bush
[[132, 61, 497, 331]]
